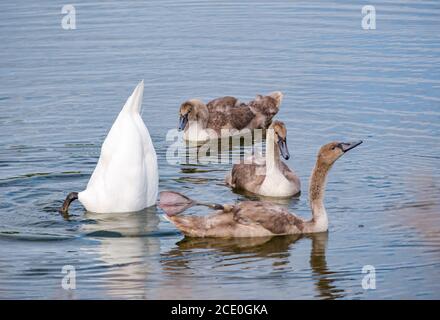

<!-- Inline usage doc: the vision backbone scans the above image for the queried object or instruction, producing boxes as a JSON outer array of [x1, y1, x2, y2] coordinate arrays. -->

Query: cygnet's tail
[[158, 191, 224, 216]]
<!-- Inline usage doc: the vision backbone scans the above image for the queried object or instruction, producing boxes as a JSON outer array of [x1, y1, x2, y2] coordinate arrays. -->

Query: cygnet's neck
[[304, 160, 332, 233], [189, 103, 209, 128], [265, 128, 281, 173]]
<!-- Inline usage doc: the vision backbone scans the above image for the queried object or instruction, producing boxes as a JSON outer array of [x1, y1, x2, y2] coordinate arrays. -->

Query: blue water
[[1, 0, 439, 299]]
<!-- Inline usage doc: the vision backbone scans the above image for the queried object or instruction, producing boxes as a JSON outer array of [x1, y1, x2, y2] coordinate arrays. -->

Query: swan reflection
[[80, 207, 161, 299], [161, 232, 344, 299]]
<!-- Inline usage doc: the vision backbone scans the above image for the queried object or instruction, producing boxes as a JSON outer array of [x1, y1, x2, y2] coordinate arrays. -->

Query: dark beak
[[338, 140, 363, 153], [277, 137, 290, 160], [178, 114, 188, 131]]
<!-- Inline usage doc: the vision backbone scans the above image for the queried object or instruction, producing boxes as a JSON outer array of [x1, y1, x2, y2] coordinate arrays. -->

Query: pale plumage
[[60, 81, 158, 214]]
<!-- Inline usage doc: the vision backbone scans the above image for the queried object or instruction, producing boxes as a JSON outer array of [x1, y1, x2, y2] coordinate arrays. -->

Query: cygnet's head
[[317, 140, 363, 166], [178, 99, 207, 131], [270, 120, 290, 160]]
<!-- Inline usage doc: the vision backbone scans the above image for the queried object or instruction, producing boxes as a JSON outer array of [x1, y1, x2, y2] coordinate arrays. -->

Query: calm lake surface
[[1, 0, 440, 299]]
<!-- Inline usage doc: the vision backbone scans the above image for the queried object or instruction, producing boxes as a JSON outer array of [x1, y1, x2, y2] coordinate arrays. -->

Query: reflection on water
[[83, 207, 161, 237], [161, 233, 344, 299], [1, 0, 440, 299], [309, 233, 344, 300], [164, 235, 302, 270], [80, 208, 162, 299]]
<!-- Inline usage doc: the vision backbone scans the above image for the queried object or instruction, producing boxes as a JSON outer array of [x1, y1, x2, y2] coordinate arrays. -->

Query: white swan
[[60, 80, 158, 213]]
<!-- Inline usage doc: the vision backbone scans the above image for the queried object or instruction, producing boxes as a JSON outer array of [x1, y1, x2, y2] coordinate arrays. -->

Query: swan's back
[[205, 93, 283, 132], [168, 201, 305, 238]]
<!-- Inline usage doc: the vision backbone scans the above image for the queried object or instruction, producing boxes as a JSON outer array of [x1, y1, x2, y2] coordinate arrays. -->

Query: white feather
[[78, 80, 158, 213]]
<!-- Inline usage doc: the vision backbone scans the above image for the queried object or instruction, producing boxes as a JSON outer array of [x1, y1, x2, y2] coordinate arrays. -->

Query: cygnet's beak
[[277, 137, 290, 160], [178, 113, 189, 131], [338, 140, 363, 153]]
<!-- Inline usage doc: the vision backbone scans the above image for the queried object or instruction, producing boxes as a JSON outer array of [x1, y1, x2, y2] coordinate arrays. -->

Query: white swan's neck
[[265, 128, 280, 173], [305, 161, 331, 233]]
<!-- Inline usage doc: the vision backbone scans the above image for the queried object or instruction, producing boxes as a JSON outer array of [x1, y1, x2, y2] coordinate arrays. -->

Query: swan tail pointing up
[[122, 80, 144, 115]]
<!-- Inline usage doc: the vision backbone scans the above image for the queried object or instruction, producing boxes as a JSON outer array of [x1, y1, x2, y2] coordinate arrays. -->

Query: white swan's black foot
[[60, 192, 78, 214]]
